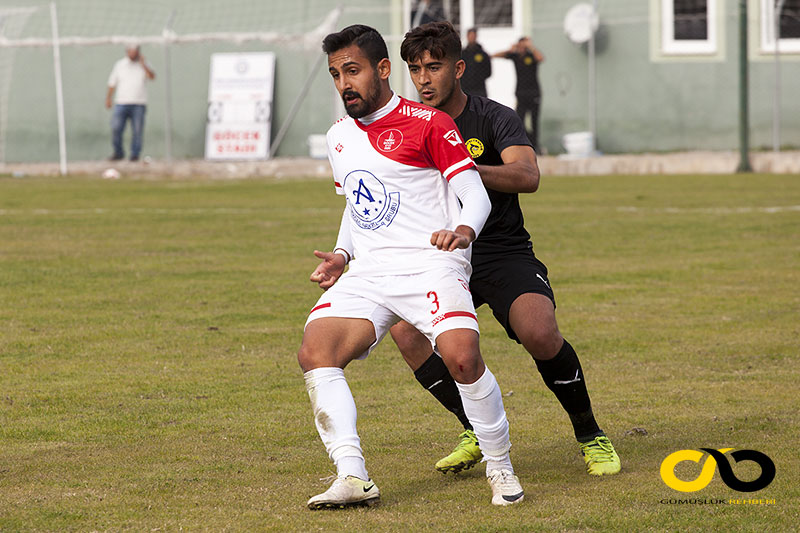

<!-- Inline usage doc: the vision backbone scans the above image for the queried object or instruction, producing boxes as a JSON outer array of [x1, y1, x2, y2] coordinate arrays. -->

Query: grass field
[[1, 172, 798, 532]]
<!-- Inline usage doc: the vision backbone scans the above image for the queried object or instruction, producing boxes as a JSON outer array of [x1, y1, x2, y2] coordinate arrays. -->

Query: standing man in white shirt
[[105, 43, 155, 161]]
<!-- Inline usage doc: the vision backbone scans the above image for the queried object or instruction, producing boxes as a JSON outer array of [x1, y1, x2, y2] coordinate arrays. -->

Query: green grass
[[1, 173, 798, 532]]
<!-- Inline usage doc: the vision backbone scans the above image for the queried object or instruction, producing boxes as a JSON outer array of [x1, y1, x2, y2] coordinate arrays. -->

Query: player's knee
[[297, 343, 317, 372], [297, 338, 334, 372], [519, 325, 563, 360], [441, 351, 484, 383]]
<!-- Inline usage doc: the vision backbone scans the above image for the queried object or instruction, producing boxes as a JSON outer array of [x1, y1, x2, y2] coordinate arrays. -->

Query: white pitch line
[[617, 205, 800, 215]]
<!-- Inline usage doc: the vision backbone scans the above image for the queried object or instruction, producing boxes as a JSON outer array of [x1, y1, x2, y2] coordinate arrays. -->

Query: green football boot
[[435, 429, 483, 474], [580, 435, 621, 476]]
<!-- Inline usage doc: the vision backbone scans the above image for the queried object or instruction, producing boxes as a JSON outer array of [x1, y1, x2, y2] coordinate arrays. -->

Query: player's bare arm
[[309, 250, 346, 290], [476, 144, 540, 194]]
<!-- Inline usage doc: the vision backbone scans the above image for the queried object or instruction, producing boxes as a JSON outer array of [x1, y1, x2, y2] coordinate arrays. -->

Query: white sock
[[304, 367, 369, 481], [455, 366, 514, 476]]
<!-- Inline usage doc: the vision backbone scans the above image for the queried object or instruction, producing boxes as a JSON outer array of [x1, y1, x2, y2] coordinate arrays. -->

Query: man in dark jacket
[[460, 28, 492, 97]]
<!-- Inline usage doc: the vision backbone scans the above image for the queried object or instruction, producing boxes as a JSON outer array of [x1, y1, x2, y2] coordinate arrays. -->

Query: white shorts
[[305, 267, 479, 359]]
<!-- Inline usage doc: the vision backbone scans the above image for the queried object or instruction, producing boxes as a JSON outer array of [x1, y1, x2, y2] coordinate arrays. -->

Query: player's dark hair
[[400, 21, 462, 63], [322, 24, 389, 67]]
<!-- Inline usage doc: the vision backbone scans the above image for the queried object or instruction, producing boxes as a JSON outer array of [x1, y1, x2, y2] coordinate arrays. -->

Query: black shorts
[[470, 246, 555, 343]]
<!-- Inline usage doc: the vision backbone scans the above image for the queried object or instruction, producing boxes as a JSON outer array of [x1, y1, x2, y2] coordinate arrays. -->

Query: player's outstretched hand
[[430, 225, 475, 251], [309, 250, 346, 290]]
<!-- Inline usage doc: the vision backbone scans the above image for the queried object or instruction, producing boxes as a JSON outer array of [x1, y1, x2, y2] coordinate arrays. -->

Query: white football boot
[[307, 475, 380, 510], [487, 469, 524, 506]]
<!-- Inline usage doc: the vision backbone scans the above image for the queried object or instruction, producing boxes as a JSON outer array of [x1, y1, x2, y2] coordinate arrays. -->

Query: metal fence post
[[737, 0, 753, 173]]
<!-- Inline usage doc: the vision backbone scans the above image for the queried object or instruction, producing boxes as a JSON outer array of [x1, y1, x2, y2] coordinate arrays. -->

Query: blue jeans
[[111, 104, 146, 159]]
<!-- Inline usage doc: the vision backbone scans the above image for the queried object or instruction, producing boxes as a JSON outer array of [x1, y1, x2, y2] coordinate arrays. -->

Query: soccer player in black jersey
[[394, 21, 620, 477]]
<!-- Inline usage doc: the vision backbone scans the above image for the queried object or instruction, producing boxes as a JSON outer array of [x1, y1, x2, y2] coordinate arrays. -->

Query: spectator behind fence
[[105, 43, 155, 162], [493, 37, 543, 152], [460, 27, 492, 97]]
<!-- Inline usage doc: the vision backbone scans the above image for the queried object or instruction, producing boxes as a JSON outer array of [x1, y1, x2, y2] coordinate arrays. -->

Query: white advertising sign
[[205, 52, 275, 160]]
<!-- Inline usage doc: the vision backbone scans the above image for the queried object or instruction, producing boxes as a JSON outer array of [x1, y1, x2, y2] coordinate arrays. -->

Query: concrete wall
[[1, 0, 798, 163]]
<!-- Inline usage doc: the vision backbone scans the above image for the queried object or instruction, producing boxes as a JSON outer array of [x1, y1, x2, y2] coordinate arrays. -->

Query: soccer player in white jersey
[[299, 24, 524, 509]]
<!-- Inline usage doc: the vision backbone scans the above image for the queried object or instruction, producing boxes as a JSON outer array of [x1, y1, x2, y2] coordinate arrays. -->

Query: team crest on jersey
[[465, 138, 484, 159], [343, 170, 400, 230], [377, 129, 403, 152], [443, 129, 462, 147]]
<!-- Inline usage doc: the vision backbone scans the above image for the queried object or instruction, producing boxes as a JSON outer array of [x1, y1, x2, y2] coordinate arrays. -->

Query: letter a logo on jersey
[[343, 170, 400, 231], [353, 179, 375, 205], [443, 129, 462, 146]]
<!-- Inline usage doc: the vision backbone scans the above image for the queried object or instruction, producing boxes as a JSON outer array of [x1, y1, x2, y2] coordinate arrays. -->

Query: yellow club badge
[[474, 53, 484, 62], [524, 56, 533, 65], [465, 138, 484, 159]]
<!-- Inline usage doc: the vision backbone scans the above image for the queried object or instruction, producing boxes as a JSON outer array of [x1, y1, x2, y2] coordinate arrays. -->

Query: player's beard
[[342, 72, 383, 119]]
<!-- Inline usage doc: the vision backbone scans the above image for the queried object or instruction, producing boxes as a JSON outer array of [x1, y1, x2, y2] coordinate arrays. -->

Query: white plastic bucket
[[308, 134, 328, 159], [562, 131, 594, 157]]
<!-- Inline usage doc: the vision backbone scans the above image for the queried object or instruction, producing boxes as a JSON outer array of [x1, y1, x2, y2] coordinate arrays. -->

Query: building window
[[410, 0, 461, 29], [760, 0, 800, 53], [661, 0, 718, 54], [474, 0, 513, 27]]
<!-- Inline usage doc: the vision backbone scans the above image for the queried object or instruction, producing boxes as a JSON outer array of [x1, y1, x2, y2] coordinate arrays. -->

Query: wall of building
[[1, 0, 797, 163], [0, 0, 389, 163], [520, 0, 799, 154]]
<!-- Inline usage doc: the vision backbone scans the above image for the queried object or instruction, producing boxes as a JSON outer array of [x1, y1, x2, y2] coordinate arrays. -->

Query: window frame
[[760, 0, 800, 53], [661, 0, 718, 55], [472, 0, 514, 28]]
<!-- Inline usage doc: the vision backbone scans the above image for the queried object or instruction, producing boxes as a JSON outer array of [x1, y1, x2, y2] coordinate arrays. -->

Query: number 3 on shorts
[[427, 291, 439, 314]]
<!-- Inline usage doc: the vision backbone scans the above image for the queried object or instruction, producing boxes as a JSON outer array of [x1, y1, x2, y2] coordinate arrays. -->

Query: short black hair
[[322, 24, 389, 67], [400, 21, 462, 63]]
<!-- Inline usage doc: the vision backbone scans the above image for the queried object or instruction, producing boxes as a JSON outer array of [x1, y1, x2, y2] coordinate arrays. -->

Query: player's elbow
[[526, 174, 540, 193], [520, 162, 541, 193]]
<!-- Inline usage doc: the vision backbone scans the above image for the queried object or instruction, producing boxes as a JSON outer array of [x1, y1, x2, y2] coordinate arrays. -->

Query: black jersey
[[454, 95, 533, 257], [502, 51, 541, 98]]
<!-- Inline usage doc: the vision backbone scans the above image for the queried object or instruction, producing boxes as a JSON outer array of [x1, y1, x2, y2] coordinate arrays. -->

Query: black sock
[[414, 352, 473, 431], [534, 340, 603, 442]]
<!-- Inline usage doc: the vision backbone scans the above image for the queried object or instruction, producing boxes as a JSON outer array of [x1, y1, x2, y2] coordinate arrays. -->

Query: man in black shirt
[[395, 21, 620, 478], [460, 28, 492, 97], [494, 37, 544, 152]]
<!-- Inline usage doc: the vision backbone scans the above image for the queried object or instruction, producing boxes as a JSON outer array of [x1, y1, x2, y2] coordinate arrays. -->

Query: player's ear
[[455, 59, 466, 80], [376, 58, 391, 80]]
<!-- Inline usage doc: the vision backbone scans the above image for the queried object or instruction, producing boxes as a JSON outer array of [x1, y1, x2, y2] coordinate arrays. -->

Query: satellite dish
[[564, 3, 599, 44]]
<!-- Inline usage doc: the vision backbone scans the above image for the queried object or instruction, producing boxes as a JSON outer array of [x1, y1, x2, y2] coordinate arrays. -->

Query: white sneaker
[[307, 475, 380, 510], [487, 469, 524, 506]]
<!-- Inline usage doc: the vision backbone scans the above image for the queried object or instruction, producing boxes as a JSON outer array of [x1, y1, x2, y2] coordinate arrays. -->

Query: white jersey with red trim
[[326, 93, 476, 276]]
